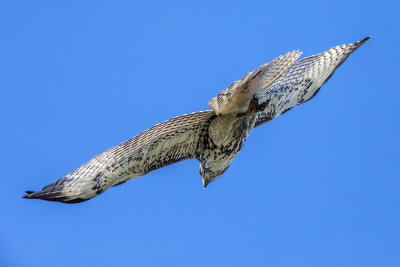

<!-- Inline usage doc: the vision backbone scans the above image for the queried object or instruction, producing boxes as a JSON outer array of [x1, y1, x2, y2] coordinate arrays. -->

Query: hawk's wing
[[208, 51, 302, 116], [24, 111, 215, 203], [254, 37, 370, 127]]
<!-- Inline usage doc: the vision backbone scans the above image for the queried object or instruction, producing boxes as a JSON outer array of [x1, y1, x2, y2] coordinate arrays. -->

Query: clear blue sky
[[1, 1, 399, 266]]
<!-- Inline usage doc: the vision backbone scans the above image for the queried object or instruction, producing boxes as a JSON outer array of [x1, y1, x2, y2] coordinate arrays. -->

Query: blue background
[[1, 1, 399, 266]]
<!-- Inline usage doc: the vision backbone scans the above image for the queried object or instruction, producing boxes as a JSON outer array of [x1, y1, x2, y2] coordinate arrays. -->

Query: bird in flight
[[24, 37, 370, 203]]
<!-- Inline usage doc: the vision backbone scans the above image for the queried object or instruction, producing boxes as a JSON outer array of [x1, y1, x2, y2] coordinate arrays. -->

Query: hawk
[[23, 37, 370, 203]]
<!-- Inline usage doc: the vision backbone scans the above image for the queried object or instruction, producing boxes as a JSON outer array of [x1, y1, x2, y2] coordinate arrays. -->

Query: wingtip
[[345, 36, 371, 53], [361, 36, 371, 42], [23, 190, 35, 199], [356, 36, 371, 46], [22, 190, 88, 203]]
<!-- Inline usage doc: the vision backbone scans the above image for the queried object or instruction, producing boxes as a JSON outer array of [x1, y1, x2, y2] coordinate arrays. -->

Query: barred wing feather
[[255, 37, 370, 127], [24, 111, 215, 203]]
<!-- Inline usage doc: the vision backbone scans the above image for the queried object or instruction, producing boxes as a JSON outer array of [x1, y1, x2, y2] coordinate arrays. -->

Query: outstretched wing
[[208, 51, 302, 116], [254, 37, 370, 127], [24, 111, 215, 203]]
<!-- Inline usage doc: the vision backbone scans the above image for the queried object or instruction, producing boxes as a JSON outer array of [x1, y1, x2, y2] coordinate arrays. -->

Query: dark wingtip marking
[[23, 190, 90, 204], [361, 36, 371, 42], [355, 36, 371, 47], [23, 191, 35, 199]]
